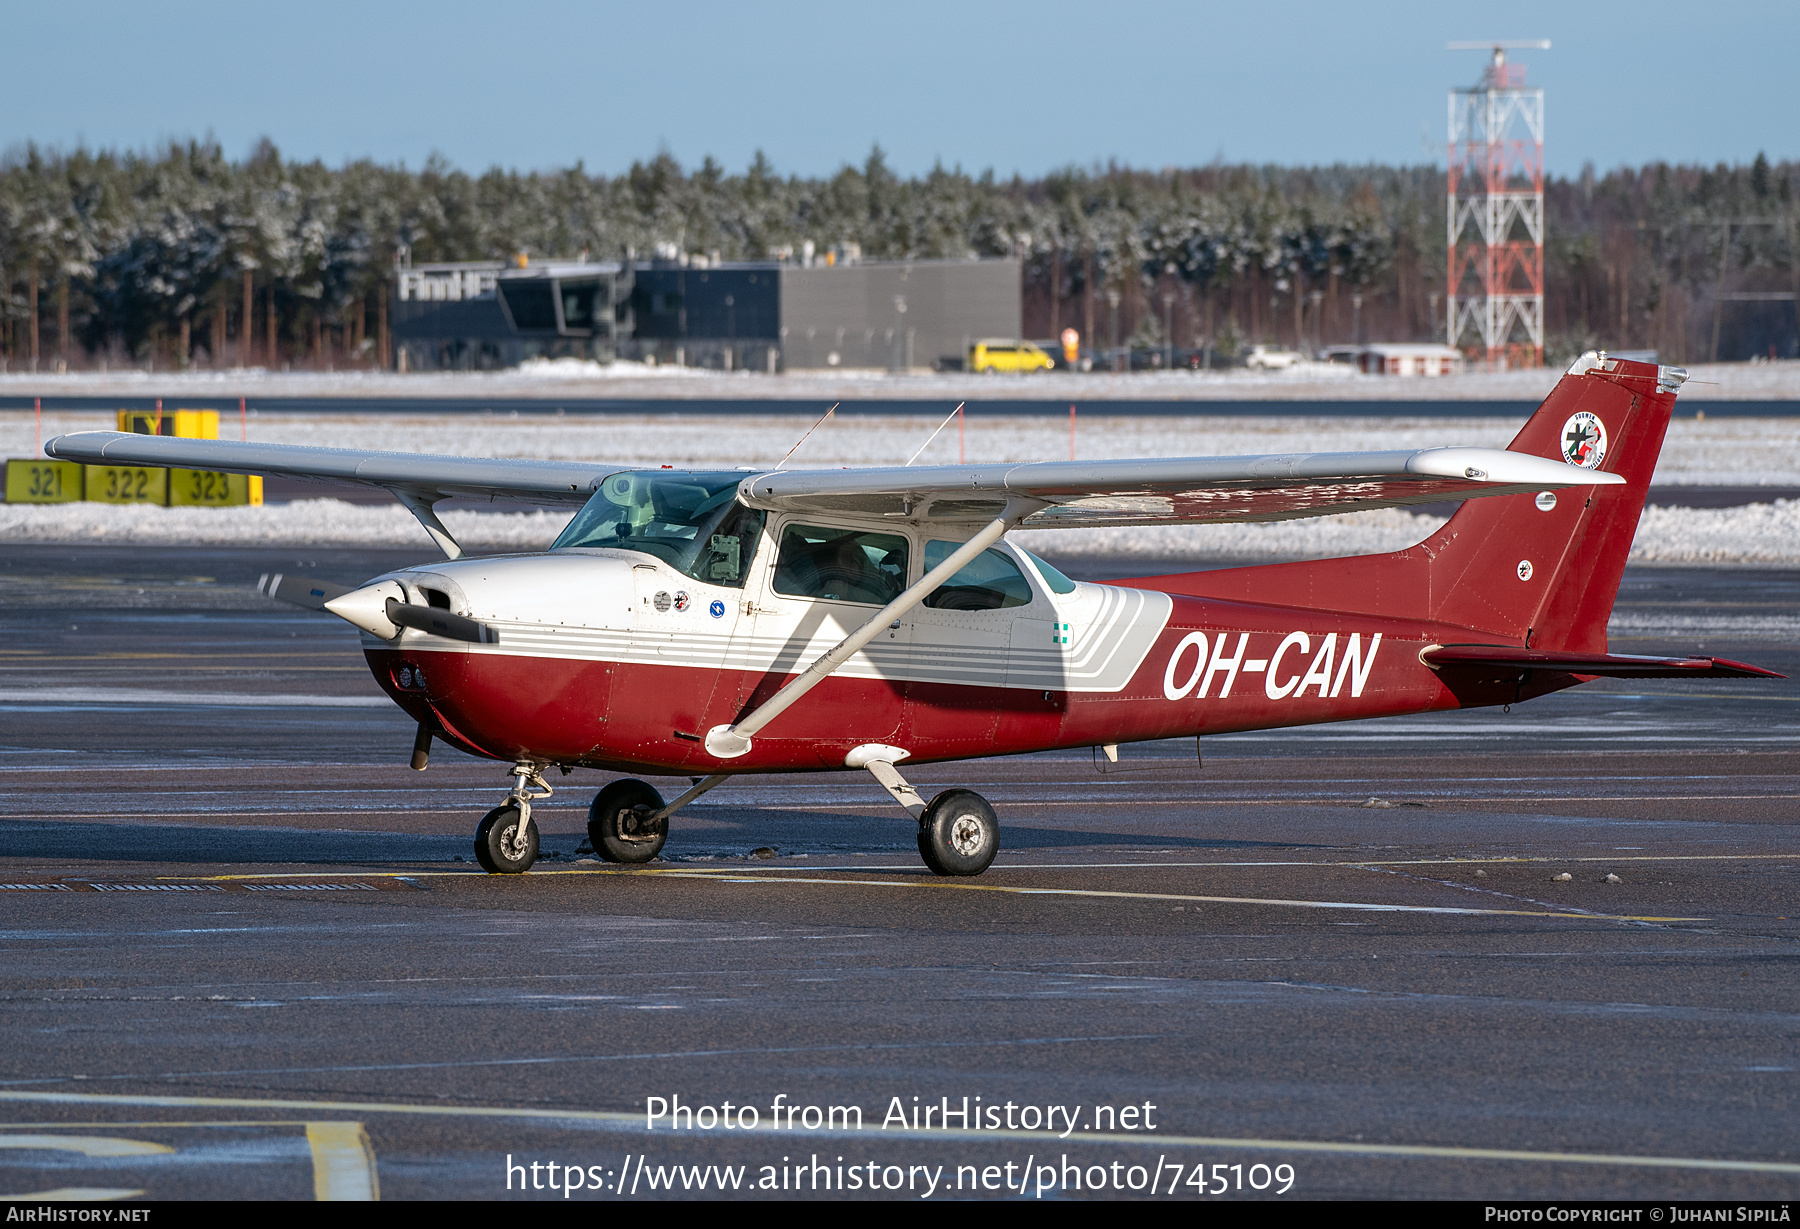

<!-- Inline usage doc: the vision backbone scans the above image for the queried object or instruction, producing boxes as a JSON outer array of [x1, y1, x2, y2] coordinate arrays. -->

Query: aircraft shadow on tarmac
[[986, 825, 1307, 851], [696, 807, 1308, 851], [2, 813, 1309, 866]]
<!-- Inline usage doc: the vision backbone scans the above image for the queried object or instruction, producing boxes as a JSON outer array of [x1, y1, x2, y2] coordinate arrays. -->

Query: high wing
[[44, 430, 1622, 537], [44, 431, 616, 558], [735, 447, 1623, 527], [43, 432, 608, 506]]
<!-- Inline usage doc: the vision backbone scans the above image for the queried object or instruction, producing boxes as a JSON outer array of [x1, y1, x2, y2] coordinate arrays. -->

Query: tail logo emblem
[[1560, 412, 1608, 468]]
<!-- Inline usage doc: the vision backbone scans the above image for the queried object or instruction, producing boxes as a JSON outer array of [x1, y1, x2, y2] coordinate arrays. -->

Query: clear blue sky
[[4, 0, 1793, 180]]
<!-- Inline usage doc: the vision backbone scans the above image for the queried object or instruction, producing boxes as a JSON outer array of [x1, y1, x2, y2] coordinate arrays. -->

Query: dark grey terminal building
[[391, 254, 1019, 372]]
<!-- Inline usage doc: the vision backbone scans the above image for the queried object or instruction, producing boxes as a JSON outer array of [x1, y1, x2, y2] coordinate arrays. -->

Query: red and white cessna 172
[[46, 352, 1781, 877]]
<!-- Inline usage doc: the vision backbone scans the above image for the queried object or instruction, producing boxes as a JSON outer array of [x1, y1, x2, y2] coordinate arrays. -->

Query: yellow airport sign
[[117, 408, 219, 438], [5, 459, 85, 503], [84, 465, 169, 504], [169, 469, 262, 506]]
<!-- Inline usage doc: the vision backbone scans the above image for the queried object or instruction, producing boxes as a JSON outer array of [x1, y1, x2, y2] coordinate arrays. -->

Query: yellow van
[[969, 339, 1054, 374]]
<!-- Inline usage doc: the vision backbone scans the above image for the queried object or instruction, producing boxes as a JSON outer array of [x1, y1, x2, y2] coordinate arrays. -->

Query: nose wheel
[[474, 804, 538, 874], [472, 763, 552, 874]]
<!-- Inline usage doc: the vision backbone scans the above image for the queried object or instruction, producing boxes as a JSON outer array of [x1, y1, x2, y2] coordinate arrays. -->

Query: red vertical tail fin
[[1133, 353, 1685, 650], [1416, 352, 1679, 649]]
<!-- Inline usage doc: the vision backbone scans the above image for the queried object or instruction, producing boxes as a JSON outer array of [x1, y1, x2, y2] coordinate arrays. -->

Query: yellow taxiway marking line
[[2, 1092, 1795, 1178], [762, 796, 1800, 809], [152, 868, 1704, 922], [642, 853, 1800, 872], [306, 1122, 380, 1202], [17, 799, 1800, 824], [164, 851, 1800, 883], [631, 872, 1705, 922]]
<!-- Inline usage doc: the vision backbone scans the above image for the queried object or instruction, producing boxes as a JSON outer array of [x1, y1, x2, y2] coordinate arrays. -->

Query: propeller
[[257, 573, 498, 644], [257, 572, 351, 610], [382, 597, 499, 645]]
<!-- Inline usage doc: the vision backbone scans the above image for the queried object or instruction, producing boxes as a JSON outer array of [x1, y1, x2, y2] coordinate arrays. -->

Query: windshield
[[551, 470, 766, 588]]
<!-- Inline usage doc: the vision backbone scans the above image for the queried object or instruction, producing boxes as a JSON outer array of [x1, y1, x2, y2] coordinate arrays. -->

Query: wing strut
[[704, 509, 1025, 760], [392, 489, 463, 560]]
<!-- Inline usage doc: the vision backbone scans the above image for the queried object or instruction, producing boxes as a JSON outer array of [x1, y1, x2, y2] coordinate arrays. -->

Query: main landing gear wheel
[[917, 789, 998, 877], [475, 804, 538, 874], [588, 779, 668, 864]]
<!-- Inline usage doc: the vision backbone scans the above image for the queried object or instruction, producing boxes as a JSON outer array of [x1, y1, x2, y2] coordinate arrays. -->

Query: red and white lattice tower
[[1447, 41, 1548, 369]]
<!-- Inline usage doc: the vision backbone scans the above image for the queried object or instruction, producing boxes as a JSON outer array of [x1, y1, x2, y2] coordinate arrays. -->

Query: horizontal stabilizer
[[258, 573, 352, 611], [1422, 644, 1785, 679]]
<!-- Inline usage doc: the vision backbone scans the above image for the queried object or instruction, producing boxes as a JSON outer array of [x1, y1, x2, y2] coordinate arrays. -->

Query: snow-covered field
[[4, 495, 1797, 568], [4, 356, 1800, 402], [6, 407, 1800, 486]]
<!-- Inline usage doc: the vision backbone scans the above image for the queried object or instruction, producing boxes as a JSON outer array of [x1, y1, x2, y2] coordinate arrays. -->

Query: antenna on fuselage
[[905, 402, 964, 466], [773, 403, 838, 470]]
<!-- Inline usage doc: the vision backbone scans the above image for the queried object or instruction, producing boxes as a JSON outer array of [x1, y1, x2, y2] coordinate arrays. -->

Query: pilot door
[[733, 519, 912, 749]]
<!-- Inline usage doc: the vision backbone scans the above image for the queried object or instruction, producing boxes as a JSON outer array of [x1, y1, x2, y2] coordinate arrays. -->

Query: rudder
[[1421, 352, 1680, 650]]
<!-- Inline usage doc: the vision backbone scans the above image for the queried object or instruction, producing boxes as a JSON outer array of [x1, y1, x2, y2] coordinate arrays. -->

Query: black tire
[[474, 804, 537, 874], [917, 789, 998, 877], [588, 779, 668, 864]]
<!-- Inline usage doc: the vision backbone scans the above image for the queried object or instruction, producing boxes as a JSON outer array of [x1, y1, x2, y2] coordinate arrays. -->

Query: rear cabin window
[[923, 542, 1034, 610], [773, 526, 908, 605]]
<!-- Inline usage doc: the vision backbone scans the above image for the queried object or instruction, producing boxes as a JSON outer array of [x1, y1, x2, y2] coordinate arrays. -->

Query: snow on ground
[[4, 357, 1800, 402], [6, 407, 1799, 486], [4, 497, 1798, 567]]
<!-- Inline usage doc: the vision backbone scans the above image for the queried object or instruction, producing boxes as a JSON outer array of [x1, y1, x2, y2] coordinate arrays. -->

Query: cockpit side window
[[552, 470, 765, 589], [772, 525, 909, 606], [694, 501, 764, 588], [922, 541, 1034, 610]]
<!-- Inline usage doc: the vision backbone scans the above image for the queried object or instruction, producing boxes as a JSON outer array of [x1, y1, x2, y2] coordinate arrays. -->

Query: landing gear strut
[[849, 745, 999, 877], [473, 763, 552, 874]]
